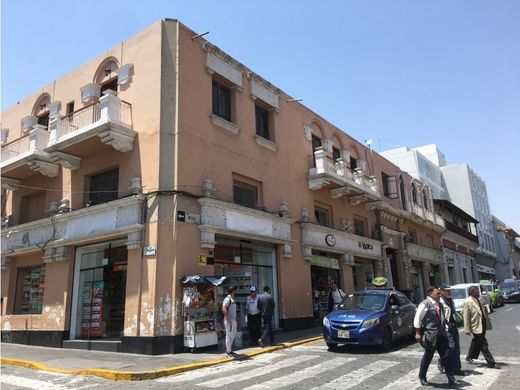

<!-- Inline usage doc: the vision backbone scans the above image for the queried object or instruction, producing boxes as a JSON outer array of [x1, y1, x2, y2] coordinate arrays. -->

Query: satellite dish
[[365, 139, 374, 146]]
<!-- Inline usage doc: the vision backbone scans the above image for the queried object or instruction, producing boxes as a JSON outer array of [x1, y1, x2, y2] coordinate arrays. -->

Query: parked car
[[322, 289, 416, 351], [499, 280, 520, 303], [450, 283, 492, 313], [480, 280, 504, 307]]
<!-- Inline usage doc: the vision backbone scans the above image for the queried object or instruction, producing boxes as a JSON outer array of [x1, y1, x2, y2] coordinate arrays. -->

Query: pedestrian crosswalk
[[1, 343, 516, 390]]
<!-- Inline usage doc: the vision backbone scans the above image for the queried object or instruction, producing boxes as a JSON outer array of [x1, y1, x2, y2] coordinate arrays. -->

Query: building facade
[[1, 20, 444, 354], [493, 217, 520, 281]]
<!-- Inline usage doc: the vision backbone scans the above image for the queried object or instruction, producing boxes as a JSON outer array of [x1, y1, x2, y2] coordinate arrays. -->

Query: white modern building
[[493, 217, 520, 281], [381, 144, 498, 281]]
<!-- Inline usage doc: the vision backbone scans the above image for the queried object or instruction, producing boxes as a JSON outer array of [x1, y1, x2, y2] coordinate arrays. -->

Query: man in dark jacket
[[257, 286, 275, 347], [413, 286, 457, 387]]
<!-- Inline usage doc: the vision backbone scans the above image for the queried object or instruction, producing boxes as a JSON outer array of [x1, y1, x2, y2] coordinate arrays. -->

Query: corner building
[[1, 20, 444, 353]]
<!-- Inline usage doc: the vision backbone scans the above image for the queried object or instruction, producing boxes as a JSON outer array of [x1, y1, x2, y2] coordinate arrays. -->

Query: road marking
[[505, 308, 512, 312], [312, 360, 399, 389], [516, 325, 520, 332], [199, 355, 316, 388], [379, 367, 421, 390], [0, 374, 69, 390], [464, 367, 501, 389], [157, 352, 280, 383], [243, 357, 356, 389]]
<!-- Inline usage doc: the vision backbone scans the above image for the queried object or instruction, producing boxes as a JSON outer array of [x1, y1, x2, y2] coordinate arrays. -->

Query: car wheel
[[380, 327, 392, 351], [326, 342, 338, 351]]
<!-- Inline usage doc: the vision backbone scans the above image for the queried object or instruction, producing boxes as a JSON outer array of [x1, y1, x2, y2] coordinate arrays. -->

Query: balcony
[[445, 221, 479, 243], [405, 242, 443, 264], [308, 149, 380, 205], [411, 203, 445, 231], [45, 91, 136, 169], [1, 125, 59, 179]]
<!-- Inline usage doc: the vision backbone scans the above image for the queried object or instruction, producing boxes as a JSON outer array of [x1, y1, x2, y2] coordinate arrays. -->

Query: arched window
[[32, 94, 51, 128], [423, 189, 429, 210], [94, 58, 119, 95], [412, 183, 418, 205], [399, 176, 407, 210]]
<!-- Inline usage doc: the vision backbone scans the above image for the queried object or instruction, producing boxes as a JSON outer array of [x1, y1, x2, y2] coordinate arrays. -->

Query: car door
[[396, 293, 415, 337]]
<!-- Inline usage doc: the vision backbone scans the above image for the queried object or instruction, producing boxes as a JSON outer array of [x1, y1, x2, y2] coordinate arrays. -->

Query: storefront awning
[[180, 275, 227, 286]]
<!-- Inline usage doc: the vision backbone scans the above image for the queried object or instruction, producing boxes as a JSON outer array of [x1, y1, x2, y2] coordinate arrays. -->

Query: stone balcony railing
[[412, 203, 445, 230], [308, 149, 380, 205], [45, 91, 136, 169], [1, 92, 136, 177], [0, 125, 59, 178]]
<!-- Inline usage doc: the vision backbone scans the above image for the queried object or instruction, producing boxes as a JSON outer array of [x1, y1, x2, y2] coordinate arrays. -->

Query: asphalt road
[[2, 302, 519, 389]]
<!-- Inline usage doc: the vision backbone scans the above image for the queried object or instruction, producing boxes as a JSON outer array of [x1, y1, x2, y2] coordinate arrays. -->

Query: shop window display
[[14, 265, 46, 314]]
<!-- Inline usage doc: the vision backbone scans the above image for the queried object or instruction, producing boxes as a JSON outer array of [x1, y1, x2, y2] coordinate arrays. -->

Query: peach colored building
[[1, 19, 445, 354]]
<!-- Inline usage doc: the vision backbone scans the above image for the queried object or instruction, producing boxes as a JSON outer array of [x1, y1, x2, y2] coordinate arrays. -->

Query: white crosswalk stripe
[[156, 352, 280, 383], [243, 357, 356, 389], [198, 355, 316, 388], [0, 374, 70, 390], [312, 360, 399, 389], [379, 367, 421, 390], [463, 367, 501, 389]]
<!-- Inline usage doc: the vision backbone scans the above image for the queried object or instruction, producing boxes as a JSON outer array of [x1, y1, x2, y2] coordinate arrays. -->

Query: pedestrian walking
[[438, 284, 466, 376], [257, 286, 275, 347], [222, 286, 237, 358], [246, 286, 261, 346], [327, 281, 345, 313], [413, 286, 457, 388], [463, 285, 498, 369]]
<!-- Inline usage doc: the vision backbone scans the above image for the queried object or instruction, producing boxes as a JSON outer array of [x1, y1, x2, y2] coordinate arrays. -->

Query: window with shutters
[[382, 172, 398, 199]]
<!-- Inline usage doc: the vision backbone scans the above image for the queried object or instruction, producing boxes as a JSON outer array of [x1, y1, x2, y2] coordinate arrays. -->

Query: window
[[399, 176, 407, 210], [407, 230, 417, 244], [412, 183, 418, 204], [423, 189, 429, 210], [354, 217, 366, 236], [332, 147, 341, 162], [1, 128, 9, 144], [314, 206, 330, 227], [255, 105, 270, 139], [87, 168, 119, 206], [101, 78, 118, 95], [37, 112, 49, 127], [212, 80, 231, 121], [66, 101, 75, 115], [19, 191, 46, 224], [14, 265, 46, 314], [382, 172, 398, 199], [233, 181, 257, 208], [350, 156, 357, 169]]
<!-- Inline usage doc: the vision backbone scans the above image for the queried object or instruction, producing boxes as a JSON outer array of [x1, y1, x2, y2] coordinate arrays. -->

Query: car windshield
[[338, 293, 386, 311], [451, 288, 467, 299], [483, 285, 493, 292], [500, 282, 517, 290]]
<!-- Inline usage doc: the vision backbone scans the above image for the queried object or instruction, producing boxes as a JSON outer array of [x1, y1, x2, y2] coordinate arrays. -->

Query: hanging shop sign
[[325, 234, 337, 247]]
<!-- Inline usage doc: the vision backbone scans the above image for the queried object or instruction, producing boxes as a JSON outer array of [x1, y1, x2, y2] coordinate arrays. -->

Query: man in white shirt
[[222, 286, 237, 358], [327, 281, 345, 313], [413, 286, 456, 387], [246, 286, 261, 346]]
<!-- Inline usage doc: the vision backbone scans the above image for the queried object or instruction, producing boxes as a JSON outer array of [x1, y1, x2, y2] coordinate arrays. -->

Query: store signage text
[[358, 241, 374, 251]]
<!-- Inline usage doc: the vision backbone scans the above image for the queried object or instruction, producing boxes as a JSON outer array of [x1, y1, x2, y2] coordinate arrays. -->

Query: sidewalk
[[0, 327, 323, 381]]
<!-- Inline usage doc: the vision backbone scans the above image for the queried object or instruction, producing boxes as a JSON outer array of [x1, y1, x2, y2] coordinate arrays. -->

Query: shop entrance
[[72, 243, 127, 339], [410, 261, 424, 304], [310, 254, 340, 323]]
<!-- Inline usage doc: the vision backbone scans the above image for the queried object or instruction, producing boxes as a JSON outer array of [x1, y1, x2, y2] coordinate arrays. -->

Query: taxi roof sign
[[371, 277, 389, 288]]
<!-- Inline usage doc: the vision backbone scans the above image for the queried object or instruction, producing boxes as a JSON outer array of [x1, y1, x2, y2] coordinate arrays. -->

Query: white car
[[450, 283, 492, 313]]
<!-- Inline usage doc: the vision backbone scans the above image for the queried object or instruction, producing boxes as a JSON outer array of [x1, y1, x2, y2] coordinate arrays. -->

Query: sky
[[1, 0, 519, 233]]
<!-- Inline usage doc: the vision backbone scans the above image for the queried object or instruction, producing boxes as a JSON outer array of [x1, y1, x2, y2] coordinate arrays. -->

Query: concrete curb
[[1, 335, 323, 381]]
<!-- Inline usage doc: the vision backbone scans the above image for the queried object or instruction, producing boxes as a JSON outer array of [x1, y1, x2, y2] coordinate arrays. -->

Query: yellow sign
[[198, 255, 207, 266]]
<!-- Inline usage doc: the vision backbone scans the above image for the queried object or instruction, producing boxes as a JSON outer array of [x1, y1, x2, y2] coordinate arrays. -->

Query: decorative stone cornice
[[48, 151, 81, 170]]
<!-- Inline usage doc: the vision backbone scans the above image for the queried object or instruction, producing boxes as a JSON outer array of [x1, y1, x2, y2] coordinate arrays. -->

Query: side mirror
[[391, 304, 400, 312]]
